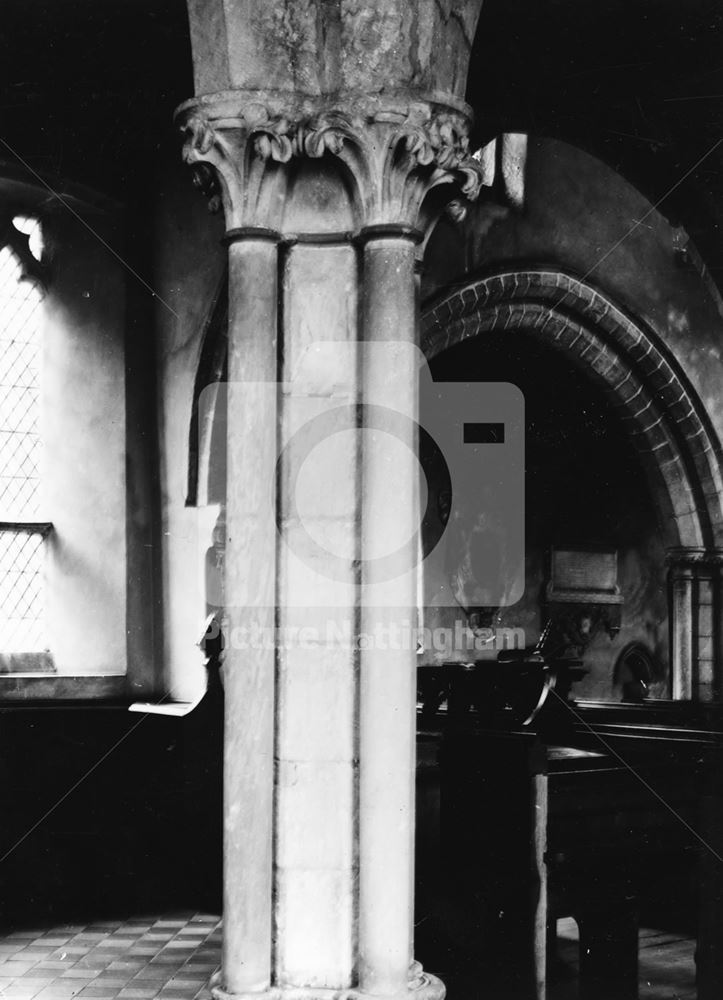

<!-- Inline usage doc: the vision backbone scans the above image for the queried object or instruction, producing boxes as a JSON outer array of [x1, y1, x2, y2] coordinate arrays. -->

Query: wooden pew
[[429, 680, 722, 999]]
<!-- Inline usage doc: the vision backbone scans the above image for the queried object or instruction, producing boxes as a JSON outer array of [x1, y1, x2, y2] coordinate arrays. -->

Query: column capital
[[666, 546, 707, 569], [175, 89, 484, 232], [667, 547, 723, 571]]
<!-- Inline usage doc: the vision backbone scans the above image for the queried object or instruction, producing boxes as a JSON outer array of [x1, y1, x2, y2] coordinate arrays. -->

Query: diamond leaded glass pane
[[0, 218, 46, 652], [0, 243, 42, 520], [0, 530, 44, 652]]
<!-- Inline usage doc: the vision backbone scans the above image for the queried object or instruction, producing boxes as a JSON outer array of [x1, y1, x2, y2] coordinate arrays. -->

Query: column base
[[210, 967, 445, 1000]]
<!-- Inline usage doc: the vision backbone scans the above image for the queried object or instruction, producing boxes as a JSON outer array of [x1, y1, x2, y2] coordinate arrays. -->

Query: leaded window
[[0, 215, 49, 654]]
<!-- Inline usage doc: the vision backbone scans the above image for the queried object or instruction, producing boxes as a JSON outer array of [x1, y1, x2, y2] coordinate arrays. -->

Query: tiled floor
[[0, 915, 221, 1000], [0, 913, 697, 1000]]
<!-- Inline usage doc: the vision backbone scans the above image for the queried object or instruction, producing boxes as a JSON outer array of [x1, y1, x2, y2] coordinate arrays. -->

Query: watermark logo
[[197, 341, 524, 613], [205, 616, 526, 654]]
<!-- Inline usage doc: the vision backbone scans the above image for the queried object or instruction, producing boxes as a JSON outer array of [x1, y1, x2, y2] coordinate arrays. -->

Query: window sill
[[0, 673, 127, 702]]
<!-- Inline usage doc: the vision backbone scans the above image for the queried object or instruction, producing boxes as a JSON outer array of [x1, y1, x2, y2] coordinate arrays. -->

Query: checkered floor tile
[[0, 914, 221, 1000], [0, 913, 697, 1000]]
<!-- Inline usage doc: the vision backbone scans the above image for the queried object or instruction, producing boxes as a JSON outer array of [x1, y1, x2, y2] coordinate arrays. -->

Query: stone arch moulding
[[422, 267, 723, 550], [422, 267, 723, 700]]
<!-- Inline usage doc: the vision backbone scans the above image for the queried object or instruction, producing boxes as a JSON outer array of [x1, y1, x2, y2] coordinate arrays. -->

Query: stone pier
[[176, 1, 486, 996]]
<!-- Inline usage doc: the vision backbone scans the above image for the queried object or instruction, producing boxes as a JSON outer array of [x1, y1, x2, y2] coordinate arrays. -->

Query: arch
[[422, 269, 723, 551]]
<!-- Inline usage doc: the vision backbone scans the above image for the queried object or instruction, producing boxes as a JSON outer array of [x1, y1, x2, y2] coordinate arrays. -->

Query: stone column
[[175, 85, 484, 1000], [702, 550, 723, 704], [667, 548, 702, 700], [357, 228, 422, 997], [667, 547, 723, 702], [273, 238, 359, 991], [222, 232, 280, 996], [696, 558, 716, 702]]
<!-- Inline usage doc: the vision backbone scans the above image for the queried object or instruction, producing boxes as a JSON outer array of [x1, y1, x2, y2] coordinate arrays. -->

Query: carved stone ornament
[[175, 91, 485, 231]]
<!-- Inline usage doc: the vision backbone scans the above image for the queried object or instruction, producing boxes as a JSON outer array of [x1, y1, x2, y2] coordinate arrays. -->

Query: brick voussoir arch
[[422, 269, 723, 548]]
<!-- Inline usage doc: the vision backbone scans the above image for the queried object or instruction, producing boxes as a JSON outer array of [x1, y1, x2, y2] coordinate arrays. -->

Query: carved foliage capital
[[397, 105, 483, 201], [176, 93, 485, 230]]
